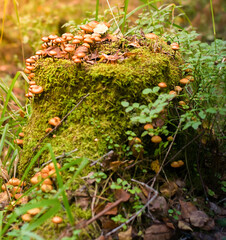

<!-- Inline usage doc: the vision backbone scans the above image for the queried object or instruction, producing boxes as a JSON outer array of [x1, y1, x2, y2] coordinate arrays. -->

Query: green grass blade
[[0, 72, 21, 120], [122, 0, 130, 33], [0, 123, 9, 158], [0, 0, 9, 43], [113, 0, 160, 32], [96, 0, 99, 21], [47, 143, 74, 225], [0, 211, 3, 240]]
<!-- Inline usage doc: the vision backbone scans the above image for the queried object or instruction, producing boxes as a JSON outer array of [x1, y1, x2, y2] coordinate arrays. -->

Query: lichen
[[19, 42, 183, 176]]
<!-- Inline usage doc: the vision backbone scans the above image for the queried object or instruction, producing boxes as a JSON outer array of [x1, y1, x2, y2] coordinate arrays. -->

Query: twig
[[105, 187, 158, 237], [90, 150, 114, 167], [41, 148, 78, 166], [31, 93, 89, 153]]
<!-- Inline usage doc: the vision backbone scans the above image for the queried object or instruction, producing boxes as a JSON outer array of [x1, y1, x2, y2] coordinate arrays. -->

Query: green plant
[[90, 171, 107, 183], [168, 208, 181, 221], [110, 178, 141, 195]]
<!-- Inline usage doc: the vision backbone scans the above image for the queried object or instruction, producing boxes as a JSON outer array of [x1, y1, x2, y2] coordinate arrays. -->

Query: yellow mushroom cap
[[52, 216, 63, 224], [151, 136, 162, 143]]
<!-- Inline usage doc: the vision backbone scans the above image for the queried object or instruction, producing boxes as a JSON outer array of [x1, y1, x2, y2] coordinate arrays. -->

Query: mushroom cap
[[52, 216, 63, 224], [74, 35, 84, 41], [27, 208, 41, 216], [30, 176, 41, 185], [179, 101, 186, 106], [178, 160, 184, 166], [73, 58, 82, 63], [180, 78, 190, 85], [30, 85, 43, 94], [171, 42, 180, 50], [41, 184, 53, 193], [129, 137, 142, 146], [72, 39, 81, 44], [22, 214, 32, 222], [151, 136, 162, 143], [76, 52, 86, 59], [48, 34, 58, 40], [167, 136, 173, 141], [49, 117, 61, 126], [145, 33, 158, 40], [144, 123, 154, 130], [41, 36, 49, 42], [84, 38, 93, 44], [19, 132, 25, 138], [170, 161, 180, 168], [49, 50, 57, 56], [174, 86, 182, 92], [158, 82, 167, 88], [14, 139, 24, 145], [64, 45, 75, 52], [169, 90, 177, 96], [26, 58, 36, 64], [80, 25, 93, 33], [87, 21, 99, 29], [8, 177, 21, 186]]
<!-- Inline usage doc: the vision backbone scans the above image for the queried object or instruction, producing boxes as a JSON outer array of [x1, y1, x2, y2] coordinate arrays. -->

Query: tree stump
[[19, 40, 182, 176]]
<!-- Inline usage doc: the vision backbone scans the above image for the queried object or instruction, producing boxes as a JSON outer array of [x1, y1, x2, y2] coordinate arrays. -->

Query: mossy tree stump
[[19, 43, 182, 176]]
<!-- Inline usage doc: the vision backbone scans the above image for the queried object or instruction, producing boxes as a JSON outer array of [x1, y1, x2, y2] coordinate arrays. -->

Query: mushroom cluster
[[14, 131, 25, 147], [24, 21, 111, 98], [30, 162, 61, 193], [22, 208, 41, 222], [1, 177, 28, 206], [171, 160, 184, 168]]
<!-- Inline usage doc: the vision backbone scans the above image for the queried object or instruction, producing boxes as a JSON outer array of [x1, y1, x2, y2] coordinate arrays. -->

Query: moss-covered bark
[[19, 42, 183, 176]]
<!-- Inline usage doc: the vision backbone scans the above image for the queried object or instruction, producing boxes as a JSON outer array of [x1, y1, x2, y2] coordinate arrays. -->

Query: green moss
[[19, 42, 183, 176]]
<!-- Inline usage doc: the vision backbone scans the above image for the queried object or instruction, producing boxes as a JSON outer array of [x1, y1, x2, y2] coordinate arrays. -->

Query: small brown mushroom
[[158, 82, 167, 88], [41, 184, 53, 193], [80, 25, 93, 33], [45, 127, 52, 133], [151, 136, 162, 143], [19, 132, 24, 137], [180, 78, 190, 85], [21, 213, 32, 222], [29, 85, 43, 94], [27, 208, 41, 216], [8, 177, 21, 186], [14, 139, 23, 146], [49, 117, 61, 126], [52, 216, 63, 224]]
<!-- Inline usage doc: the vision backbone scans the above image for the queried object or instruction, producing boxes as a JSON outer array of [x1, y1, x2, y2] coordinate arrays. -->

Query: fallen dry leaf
[[118, 226, 132, 240], [178, 220, 193, 231], [149, 196, 168, 217], [103, 203, 118, 215], [144, 224, 174, 240], [160, 182, 178, 198], [180, 200, 198, 222], [190, 210, 215, 230]]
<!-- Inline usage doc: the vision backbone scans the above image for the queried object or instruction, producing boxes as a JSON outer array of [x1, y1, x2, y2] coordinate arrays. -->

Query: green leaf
[[121, 101, 129, 107], [125, 106, 134, 112], [198, 111, 206, 119], [132, 103, 140, 108], [192, 121, 201, 130], [153, 86, 160, 93], [142, 88, 153, 94], [206, 108, 217, 114]]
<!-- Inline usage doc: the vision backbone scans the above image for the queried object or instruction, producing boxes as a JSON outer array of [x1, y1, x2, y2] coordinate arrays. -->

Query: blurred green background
[[0, 0, 225, 78]]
